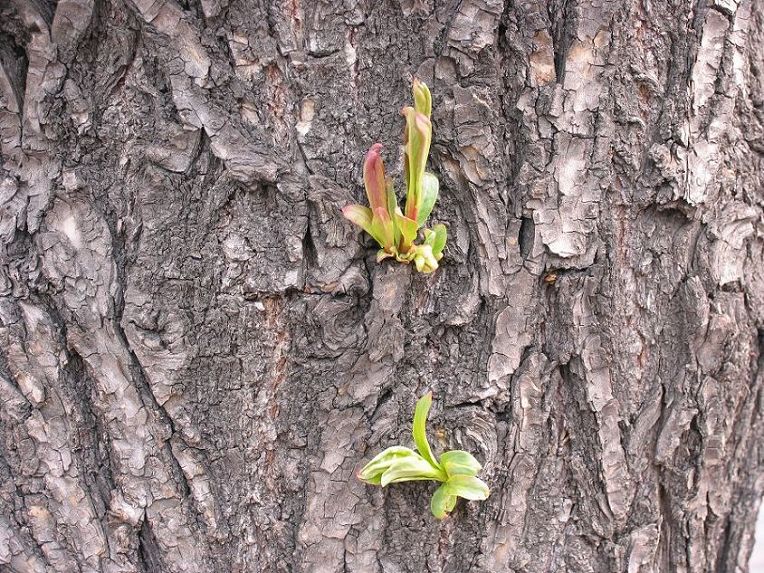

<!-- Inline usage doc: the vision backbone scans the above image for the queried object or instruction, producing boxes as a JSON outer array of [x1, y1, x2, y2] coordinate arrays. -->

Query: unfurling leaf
[[413, 78, 432, 118], [345, 146, 398, 253], [412, 392, 440, 470], [412, 244, 439, 273], [363, 143, 387, 213], [402, 107, 432, 223]]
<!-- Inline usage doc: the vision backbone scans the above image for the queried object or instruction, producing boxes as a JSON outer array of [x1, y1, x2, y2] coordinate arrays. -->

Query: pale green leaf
[[413, 78, 432, 118], [412, 392, 441, 471], [394, 209, 419, 249], [440, 450, 481, 478], [430, 483, 456, 519], [380, 454, 445, 486], [430, 224, 447, 259], [446, 475, 490, 501], [343, 204, 386, 247], [412, 244, 438, 273], [358, 446, 417, 485], [386, 180, 401, 247], [342, 204, 373, 230], [417, 172, 439, 226], [444, 489, 457, 512], [371, 207, 395, 251], [402, 108, 432, 222]]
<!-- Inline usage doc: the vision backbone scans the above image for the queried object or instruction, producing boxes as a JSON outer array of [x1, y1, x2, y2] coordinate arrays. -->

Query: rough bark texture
[[1, 0, 763, 571]]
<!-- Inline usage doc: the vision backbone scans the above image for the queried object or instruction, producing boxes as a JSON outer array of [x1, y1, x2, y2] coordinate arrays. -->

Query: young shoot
[[343, 79, 447, 273], [358, 392, 490, 519]]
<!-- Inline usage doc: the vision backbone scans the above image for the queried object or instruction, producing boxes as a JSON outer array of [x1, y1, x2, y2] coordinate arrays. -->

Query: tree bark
[[1, 0, 763, 571]]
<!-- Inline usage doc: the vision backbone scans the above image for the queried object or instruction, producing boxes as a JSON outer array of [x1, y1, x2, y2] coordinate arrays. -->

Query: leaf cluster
[[358, 393, 489, 519], [343, 80, 447, 273]]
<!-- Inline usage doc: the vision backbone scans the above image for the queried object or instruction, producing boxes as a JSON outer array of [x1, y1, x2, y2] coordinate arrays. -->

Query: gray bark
[[0, 0, 763, 571]]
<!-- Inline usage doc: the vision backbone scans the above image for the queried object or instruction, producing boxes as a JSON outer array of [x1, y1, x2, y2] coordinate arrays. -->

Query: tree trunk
[[1, 0, 763, 571]]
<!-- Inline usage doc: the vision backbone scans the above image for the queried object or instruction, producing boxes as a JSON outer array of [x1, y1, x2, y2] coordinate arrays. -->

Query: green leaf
[[394, 210, 418, 249], [445, 489, 457, 512], [440, 450, 481, 478], [343, 204, 385, 247], [380, 454, 445, 486], [445, 475, 490, 501], [430, 483, 456, 519], [342, 204, 372, 229], [371, 207, 395, 251], [386, 179, 401, 247], [429, 224, 447, 259], [402, 107, 432, 222], [417, 172, 439, 226], [357, 391, 490, 519], [359, 446, 418, 485], [412, 392, 441, 471], [413, 78, 432, 118], [412, 244, 439, 273]]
